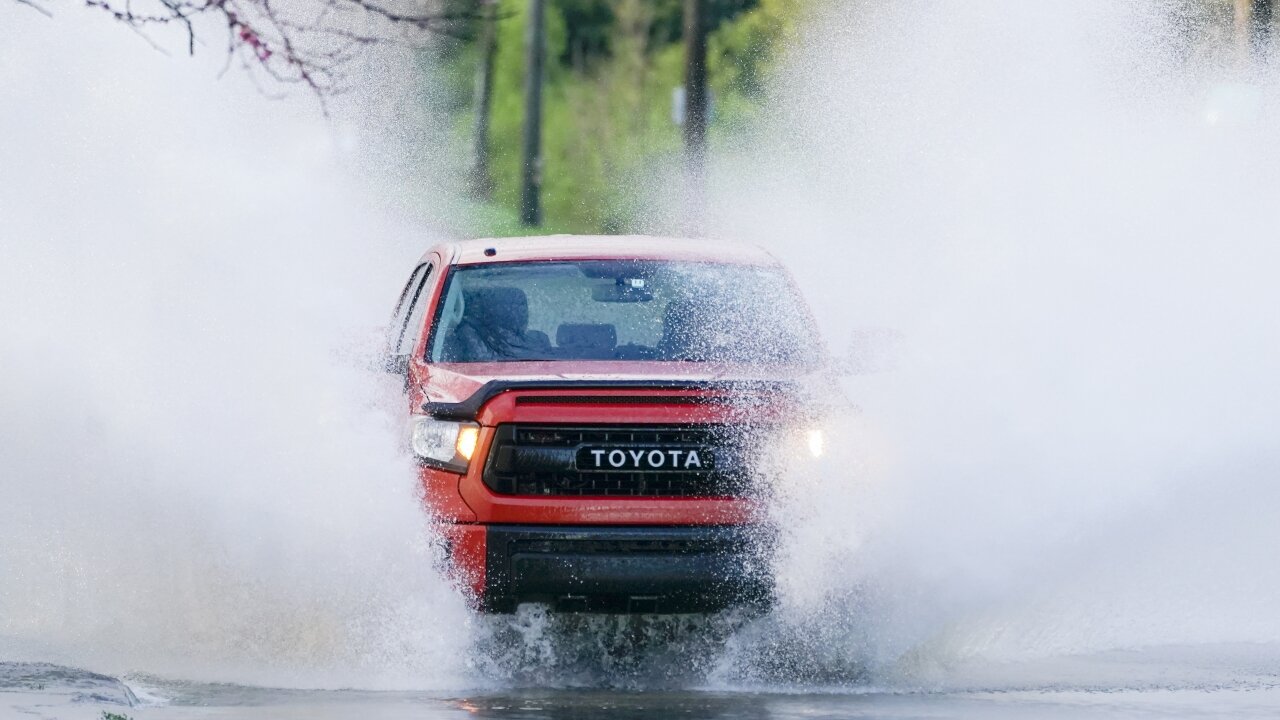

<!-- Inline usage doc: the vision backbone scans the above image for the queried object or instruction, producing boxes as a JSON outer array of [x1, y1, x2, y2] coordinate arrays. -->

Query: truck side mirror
[[835, 327, 903, 375], [383, 354, 410, 376]]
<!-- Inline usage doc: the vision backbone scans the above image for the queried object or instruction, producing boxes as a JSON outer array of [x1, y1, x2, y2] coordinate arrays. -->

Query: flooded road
[[109, 688, 1280, 720], [8, 654, 1280, 720]]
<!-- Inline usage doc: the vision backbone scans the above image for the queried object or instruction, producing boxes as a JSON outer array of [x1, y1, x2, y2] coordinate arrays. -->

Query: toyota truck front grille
[[481, 424, 756, 497]]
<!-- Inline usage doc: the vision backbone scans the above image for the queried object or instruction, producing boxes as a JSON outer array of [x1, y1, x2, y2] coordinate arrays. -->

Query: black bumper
[[480, 524, 773, 613]]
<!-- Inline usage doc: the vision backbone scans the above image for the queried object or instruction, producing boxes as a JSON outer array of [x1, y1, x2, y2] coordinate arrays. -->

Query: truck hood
[[421, 360, 839, 407]]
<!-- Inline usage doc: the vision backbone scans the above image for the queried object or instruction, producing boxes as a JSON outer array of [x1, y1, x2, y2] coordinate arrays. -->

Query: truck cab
[[385, 235, 836, 613]]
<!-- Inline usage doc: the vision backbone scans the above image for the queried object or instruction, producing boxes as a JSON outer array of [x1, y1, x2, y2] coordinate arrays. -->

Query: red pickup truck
[[385, 235, 835, 613]]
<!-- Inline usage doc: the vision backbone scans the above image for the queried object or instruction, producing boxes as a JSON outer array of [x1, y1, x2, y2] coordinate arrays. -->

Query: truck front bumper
[[456, 524, 773, 614]]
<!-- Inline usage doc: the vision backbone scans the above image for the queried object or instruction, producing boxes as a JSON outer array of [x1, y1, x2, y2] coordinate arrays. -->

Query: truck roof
[[430, 235, 780, 267]]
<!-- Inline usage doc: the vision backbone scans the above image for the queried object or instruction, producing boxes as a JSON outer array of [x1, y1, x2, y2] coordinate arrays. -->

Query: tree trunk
[[682, 0, 708, 233], [468, 0, 499, 200], [519, 0, 546, 227], [1236, 0, 1273, 66], [1254, 0, 1274, 58]]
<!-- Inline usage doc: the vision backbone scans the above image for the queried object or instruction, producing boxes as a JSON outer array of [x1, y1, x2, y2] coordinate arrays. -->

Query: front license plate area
[[577, 446, 716, 472]]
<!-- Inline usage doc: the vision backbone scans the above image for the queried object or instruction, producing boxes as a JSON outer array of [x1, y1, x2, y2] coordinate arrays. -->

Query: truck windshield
[[428, 260, 818, 366]]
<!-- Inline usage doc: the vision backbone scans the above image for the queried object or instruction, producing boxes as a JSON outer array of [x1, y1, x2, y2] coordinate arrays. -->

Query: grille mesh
[[482, 424, 754, 497]]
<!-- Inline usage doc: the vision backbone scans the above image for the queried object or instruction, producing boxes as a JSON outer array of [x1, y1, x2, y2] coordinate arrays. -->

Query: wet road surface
[[7, 662, 1280, 720]]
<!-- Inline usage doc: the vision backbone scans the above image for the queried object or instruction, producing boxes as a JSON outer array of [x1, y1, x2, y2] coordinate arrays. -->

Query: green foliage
[[711, 0, 804, 98], [555, 0, 616, 67], [101, 712, 133, 720], [446, 0, 805, 236], [553, 0, 764, 69], [644, 0, 764, 46]]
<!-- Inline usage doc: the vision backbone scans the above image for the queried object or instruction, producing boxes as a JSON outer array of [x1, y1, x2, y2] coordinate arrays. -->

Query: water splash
[[706, 0, 1280, 687], [8, 0, 1280, 695], [0, 6, 472, 690]]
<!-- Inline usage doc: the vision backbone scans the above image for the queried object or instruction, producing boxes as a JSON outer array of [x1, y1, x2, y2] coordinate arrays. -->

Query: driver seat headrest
[[463, 286, 529, 334]]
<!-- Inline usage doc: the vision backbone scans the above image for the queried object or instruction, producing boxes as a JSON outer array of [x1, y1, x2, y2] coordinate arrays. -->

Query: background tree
[[468, 0, 500, 198], [1235, 0, 1274, 62], [520, 0, 547, 226], [441, 0, 801, 236], [681, 0, 709, 234]]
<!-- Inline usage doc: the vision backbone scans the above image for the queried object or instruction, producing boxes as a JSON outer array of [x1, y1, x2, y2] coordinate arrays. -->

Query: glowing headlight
[[455, 425, 479, 461], [806, 428, 826, 458], [409, 416, 480, 472]]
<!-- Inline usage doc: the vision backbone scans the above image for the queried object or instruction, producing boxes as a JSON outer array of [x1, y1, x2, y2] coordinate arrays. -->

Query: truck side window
[[388, 264, 427, 349], [392, 263, 435, 359]]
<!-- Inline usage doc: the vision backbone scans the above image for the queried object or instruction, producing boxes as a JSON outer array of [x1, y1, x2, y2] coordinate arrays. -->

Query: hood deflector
[[421, 379, 795, 421]]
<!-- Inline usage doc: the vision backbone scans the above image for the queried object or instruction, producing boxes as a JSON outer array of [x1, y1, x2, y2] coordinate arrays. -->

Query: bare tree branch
[[22, 0, 488, 96], [14, 0, 53, 18]]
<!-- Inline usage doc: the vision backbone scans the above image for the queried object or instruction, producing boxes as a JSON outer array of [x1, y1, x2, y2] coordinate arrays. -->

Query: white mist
[[714, 0, 1280, 687], [0, 6, 472, 689]]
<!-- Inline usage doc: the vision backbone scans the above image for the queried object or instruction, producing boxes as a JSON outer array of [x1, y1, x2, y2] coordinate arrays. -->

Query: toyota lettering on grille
[[576, 446, 716, 472]]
